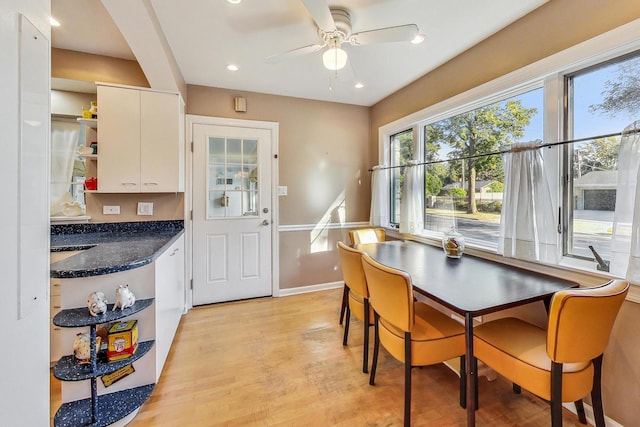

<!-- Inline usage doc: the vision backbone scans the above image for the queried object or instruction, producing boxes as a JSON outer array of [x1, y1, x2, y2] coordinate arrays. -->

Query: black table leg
[[465, 312, 475, 427]]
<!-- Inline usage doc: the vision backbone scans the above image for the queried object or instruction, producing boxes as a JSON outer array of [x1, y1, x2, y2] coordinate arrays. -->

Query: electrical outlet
[[103, 205, 120, 215], [137, 202, 154, 216], [278, 186, 288, 196]]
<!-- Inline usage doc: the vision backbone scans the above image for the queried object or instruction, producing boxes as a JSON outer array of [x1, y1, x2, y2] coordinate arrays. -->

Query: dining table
[[355, 240, 579, 427]]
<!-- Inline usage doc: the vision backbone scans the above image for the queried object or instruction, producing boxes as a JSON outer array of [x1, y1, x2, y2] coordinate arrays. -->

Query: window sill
[[387, 229, 640, 304]]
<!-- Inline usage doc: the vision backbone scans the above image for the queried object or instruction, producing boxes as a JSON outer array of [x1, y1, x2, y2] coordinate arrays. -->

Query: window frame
[[377, 19, 640, 273]]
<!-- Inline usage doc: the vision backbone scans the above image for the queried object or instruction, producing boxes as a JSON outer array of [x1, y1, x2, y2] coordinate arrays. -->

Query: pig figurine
[[87, 291, 108, 317], [113, 284, 136, 311], [73, 332, 101, 363]]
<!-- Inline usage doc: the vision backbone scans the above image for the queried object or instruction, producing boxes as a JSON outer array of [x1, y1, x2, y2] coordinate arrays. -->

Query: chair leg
[[513, 383, 521, 394], [459, 355, 466, 409], [574, 400, 587, 424], [342, 304, 351, 346], [550, 362, 563, 427], [362, 298, 370, 374], [339, 284, 348, 325], [369, 313, 380, 386], [591, 355, 606, 427], [404, 332, 412, 427]]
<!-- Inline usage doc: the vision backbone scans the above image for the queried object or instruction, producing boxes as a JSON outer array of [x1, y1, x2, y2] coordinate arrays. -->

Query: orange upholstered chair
[[337, 241, 374, 373], [361, 253, 466, 427], [473, 279, 629, 427], [339, 228, 386, 326]]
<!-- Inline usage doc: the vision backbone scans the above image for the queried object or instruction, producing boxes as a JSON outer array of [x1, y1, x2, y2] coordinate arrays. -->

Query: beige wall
[[52, 48, 149, 88], [369, 2, 640, 425], [187, 85, 371, 288]]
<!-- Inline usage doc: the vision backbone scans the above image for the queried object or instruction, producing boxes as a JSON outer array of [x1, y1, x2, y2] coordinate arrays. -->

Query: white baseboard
[[277, 281, 343, 297], [562, 401, 623, 427]]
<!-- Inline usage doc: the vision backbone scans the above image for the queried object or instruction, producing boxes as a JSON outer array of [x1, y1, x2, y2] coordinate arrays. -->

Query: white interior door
[[192, 123, 273, 305]]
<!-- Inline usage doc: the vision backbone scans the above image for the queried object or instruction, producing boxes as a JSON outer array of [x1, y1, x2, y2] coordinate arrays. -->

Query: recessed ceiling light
[[227, 0, 242, 4], [226, 64, 239, 71], [411, 33, 426, 44], [354, 83, 364, 89], [49, 16, 61, 27]]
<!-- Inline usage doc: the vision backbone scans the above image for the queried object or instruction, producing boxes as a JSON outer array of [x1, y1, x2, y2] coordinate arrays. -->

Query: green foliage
[[487, 181, 504, 192], [577, 137, 619, 176], [425, 172, 443, 196], [447, 187, 467, 197]]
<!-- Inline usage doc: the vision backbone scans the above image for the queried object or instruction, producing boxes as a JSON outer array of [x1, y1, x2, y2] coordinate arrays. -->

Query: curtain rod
[[368, 128, 640, 172]]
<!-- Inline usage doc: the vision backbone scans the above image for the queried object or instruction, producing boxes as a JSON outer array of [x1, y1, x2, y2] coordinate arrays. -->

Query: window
[[564, 53, 640, 261], [389, 129, 413, 227], [379, 21, 640, 275], [421, 89, 543, 246]]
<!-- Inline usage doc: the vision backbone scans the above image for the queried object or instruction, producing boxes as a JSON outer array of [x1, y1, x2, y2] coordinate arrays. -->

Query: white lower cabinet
[[51, 236, 185, 426]]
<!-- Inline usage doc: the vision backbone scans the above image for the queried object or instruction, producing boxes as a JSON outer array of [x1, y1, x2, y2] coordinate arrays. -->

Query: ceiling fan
[[266, 0, 422, 73]]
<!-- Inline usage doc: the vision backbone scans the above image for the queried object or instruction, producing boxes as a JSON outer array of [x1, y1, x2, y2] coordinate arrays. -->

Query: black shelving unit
[[52, 299, 155, 427]]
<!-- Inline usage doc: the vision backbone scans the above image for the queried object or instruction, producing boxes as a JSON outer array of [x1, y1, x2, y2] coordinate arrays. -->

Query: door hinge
[[190, 141, 194, 152], [190, 279, 193, 290], [189, 210, 193, 220]]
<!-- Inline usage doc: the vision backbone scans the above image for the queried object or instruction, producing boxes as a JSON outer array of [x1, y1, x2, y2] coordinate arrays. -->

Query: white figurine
[[73, 332, 100, 363], [113, 284, 136, 311], [87, 291, 108, 316]]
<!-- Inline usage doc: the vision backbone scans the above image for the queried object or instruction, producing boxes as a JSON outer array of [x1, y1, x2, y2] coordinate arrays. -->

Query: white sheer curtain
[[399, 161, 424, 234], [51, 120, 80, 215], [369, 165, 389, 227], [499, 141, 557, 263], [610, 121, 640, 283]]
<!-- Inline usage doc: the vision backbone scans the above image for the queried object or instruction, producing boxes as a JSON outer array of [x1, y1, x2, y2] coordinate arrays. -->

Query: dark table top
[[356, 240, 578, 316]]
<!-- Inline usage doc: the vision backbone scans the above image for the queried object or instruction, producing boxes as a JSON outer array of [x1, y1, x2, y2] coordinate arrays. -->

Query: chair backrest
[[348, 228, 386, 245], [337, 241, 369, 299], [361, 253, 414, 332], [547, 279, 629, 363]]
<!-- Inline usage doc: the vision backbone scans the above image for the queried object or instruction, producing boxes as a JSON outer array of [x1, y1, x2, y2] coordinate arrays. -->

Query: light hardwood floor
[[51, 289, 587, 426]]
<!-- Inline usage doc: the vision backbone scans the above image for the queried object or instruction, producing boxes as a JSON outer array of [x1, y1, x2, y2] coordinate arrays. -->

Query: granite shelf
[[53, 384, 154, 427], [53, 299, 154, 328], [53, 340, 155, 381]]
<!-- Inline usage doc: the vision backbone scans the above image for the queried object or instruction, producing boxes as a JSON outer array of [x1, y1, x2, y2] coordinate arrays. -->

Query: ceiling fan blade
[[349, 24, 419, 45], [300, 0, 336, 32], [265, 43, 325, 64]]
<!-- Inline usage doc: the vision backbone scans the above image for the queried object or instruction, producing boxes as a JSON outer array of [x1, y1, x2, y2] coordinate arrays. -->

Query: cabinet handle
[[122, 182, 137, 186], [169, 248, 180, 256], [53, 305, 61, 309], [143, 182, 159, 186]]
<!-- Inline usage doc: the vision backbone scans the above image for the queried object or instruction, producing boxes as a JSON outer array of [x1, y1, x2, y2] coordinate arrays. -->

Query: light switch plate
[[278, 186, 288, 196], [137, 202, 154, 216], [103, 205, 120, 215]]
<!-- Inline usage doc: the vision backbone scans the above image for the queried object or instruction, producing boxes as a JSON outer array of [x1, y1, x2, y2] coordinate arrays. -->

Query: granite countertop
[[50, 220, 184, 279]]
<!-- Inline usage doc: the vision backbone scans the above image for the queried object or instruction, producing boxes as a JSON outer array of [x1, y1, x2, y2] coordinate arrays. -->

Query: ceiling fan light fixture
[[322, 43, 348, 71]]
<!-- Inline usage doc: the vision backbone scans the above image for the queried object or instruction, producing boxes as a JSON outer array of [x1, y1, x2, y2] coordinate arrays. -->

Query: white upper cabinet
[[97, 84, 184, 193]]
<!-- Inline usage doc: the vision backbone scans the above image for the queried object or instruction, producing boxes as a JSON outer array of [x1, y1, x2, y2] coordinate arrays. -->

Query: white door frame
[[184, 115, 280, 310]]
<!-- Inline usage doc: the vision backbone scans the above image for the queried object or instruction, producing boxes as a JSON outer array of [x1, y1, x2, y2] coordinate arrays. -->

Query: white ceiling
[[51, 0, 548, 106]]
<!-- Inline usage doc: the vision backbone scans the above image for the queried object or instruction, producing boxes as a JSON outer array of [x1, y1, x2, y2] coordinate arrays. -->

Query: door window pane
[[207, 136, 259, 218]]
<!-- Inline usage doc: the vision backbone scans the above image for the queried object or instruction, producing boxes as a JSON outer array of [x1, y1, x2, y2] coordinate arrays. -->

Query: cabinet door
[[97, 85, 141, 192], [141, 91, 180, 192], [154, 235, 184, 379]]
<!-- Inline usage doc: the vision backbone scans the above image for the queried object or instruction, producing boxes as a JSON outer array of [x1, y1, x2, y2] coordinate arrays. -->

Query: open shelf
[[53, 384, 154, 427], [53, 299, 154, 328], [77, 117, 98, 129], [53, 340, 155, 381]]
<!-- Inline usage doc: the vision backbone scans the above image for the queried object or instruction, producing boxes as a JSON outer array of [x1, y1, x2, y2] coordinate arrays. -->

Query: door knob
[[262, 219, 270, 226]]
